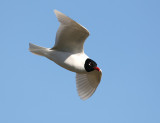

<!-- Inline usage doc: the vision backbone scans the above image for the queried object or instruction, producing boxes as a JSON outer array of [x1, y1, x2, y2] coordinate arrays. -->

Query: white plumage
[[29, 10, 102, 100]]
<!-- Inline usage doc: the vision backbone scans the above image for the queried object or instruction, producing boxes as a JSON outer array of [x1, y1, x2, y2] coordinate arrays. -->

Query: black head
[[84, 58, 100, 72]]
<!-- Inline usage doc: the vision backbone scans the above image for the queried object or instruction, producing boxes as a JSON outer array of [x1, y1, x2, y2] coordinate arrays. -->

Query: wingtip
[[80, 96, 88, 101], [28, 42, 32, 51], [53, 9, 62, 15], [53, 9, 58, 13], [29, 42, 32, 46], [29, 42, 34, 49]]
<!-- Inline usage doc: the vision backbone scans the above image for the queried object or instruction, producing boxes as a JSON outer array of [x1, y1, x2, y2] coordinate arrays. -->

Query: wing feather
[[76, 70, 102, 100], [52, 10, 89, 53]]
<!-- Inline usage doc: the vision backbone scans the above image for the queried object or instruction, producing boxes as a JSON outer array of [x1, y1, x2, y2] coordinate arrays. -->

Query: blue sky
[[0, 0, 160, 123]]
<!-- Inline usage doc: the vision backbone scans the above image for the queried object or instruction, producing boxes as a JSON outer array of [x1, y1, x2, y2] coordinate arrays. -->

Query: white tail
[[29, 43, 48, 56]]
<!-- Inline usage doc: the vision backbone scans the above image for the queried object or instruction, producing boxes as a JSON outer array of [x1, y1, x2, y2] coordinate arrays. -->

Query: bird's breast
[[46, 50, 89, 73]]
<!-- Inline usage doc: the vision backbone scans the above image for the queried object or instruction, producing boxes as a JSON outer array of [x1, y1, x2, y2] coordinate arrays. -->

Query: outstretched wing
[[52, 10, 89, 53], [76, 70, 102, 100]]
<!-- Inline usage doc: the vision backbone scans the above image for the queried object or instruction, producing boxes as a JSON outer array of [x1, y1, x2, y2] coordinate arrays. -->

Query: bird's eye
[[85, 58, 97, 72]]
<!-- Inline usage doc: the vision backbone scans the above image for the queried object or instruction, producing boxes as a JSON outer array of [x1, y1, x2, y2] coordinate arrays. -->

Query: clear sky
[[0, 0, 160, 123]]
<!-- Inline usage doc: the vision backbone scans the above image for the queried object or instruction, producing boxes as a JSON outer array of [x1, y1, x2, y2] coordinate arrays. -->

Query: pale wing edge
[[54, 10, 89, 36], [76, 73, 98, 100]]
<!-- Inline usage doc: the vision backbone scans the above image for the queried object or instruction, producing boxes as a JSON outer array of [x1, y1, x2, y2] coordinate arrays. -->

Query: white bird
[[29, 10, 102, 100]]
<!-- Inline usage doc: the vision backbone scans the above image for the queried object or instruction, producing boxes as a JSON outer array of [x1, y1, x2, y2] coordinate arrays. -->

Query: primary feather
[[52, 10, 89, 53]]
